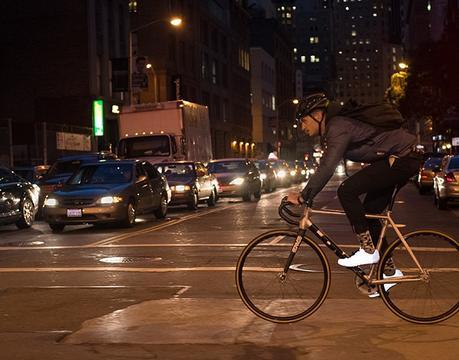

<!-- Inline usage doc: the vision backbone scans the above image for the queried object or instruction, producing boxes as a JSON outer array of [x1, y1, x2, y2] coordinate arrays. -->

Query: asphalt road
[[0, 176, 458, 360]]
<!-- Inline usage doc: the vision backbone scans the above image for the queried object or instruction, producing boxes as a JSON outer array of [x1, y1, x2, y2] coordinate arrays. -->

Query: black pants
[[337, 154, 421, 249]]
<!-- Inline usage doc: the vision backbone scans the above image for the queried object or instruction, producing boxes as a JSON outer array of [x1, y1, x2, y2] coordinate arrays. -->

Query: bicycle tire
[[235, 229, 331, 323], [378, 230, 459, 324]]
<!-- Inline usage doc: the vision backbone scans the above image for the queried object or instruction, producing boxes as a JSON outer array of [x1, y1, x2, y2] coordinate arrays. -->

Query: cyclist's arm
[[300, 126, 351, 205]]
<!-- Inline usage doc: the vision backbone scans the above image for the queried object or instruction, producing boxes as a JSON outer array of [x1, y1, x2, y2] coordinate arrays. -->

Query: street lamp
[[398, 62, 409, 70], [275, 98, 299, 157], [128, 17, 182, 106]]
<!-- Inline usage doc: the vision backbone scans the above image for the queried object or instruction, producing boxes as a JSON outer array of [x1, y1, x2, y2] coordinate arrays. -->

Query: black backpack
[[336, 100, 406, 131]]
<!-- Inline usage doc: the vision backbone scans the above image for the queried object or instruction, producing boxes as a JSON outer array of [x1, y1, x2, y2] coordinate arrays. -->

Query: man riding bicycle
[[287, 93, 422, 271]]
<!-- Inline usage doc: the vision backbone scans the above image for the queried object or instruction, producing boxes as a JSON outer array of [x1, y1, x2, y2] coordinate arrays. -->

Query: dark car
[[433, 155, 459, 209], [43, 160, 169, 232], [254, 160, 277, 193], [0, 166, 40, 229], [155, 161, 218, 209], [13, 165, 50, 183], [288, 160, 309, 183], [417, 157, 443, 194], [207, 158, 262, 201], [38, 152, 117, 201], [269, 160, 292, 187]]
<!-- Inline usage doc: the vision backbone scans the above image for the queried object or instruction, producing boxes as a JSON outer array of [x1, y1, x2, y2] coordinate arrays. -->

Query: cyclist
[[287, 93, 422, 272]]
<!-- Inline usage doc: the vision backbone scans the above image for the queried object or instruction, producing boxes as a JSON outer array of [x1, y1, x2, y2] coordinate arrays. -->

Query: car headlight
[[260, 173, 267, 180], [301, 170, 306, 175], [230, 177, 244, 185], [277, 170, 286, 178], [98, 196, 123, 205], [172, 185, 191, 192], [309, 169, 315, 175], [44, 197, 58, 207], [290, 170, 296, 176]]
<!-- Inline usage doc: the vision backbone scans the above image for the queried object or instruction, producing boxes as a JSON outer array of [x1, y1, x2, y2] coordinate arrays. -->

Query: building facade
[[0, 0, 128, 164], [130, 0, 253, 159]]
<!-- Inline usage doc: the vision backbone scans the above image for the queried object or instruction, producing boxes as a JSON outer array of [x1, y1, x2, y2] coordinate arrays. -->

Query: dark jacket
[[300, 114, 416, 203]]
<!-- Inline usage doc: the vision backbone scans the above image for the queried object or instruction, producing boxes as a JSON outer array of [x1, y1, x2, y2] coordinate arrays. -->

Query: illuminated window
[[351, 30, 357, 36], [310, 55, 320, 63], [309, 36, 319, 44], [301, 55, 306, 63], [128, 0, 137, 13]]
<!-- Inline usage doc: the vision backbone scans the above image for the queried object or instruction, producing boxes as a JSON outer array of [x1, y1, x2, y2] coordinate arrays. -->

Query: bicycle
[[235, 187, 459, 324]]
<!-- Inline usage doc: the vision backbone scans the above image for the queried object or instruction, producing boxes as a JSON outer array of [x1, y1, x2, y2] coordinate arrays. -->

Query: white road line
[[0, 266, 457, 273], [0, 243, 455, 252], [269, 236, 286, 244]]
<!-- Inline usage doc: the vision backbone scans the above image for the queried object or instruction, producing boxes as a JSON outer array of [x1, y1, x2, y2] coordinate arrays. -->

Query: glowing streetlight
[[170, 17, 182, 27], [398, 62, 408, 70], [292, 99, 299, 105]]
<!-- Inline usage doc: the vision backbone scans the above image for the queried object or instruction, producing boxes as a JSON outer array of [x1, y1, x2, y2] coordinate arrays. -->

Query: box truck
[[118, 100, 213, 163]]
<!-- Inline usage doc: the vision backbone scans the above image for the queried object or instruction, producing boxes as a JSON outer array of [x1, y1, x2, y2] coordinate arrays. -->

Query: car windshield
[[47, 160, 82, 177], [68, 164, 133, 185], [156, 163, 194, 176], [208, 161, 246, 173], [448, 157, 459, 171], [119, 135, 171, 157], [423, 158, 442, 169], [0, 168, 21, 184], [254, 161, 267, 170]]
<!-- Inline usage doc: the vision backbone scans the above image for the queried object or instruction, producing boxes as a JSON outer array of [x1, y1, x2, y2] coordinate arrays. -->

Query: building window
[[301, 55, 306, 63], [310, 55, 320, 63], [128, 1, 137, 13], [309, 36, 319, 44]]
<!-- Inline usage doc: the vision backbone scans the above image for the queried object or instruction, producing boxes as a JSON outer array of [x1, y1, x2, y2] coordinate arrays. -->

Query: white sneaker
[[368, 269, 404, 298], [338, 248, 380, 267]]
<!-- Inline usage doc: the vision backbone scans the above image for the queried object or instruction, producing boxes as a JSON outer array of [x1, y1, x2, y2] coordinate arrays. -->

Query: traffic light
[[92, 99, 104, 136]]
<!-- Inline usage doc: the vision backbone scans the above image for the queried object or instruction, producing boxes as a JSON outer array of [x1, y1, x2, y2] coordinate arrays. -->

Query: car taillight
[[445, 173, 456, 183]]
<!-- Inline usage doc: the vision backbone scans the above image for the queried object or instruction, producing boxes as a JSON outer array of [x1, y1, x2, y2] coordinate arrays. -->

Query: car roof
[[155, 161, 195, 166], [55, 152, 116, 162], [209, 158, 248, 163], [78, 159, 136, 167]]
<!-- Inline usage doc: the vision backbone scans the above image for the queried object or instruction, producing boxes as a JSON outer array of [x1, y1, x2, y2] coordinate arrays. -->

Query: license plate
[[67, 209, 82, 217]]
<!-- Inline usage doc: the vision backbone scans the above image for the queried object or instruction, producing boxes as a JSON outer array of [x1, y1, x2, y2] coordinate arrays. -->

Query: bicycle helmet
[[295, 93, 329, 122]]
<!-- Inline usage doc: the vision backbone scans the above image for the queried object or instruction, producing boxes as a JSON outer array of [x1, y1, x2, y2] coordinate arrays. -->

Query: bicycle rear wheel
[[235, 230, 330, 323], [378, 230, 459, 324]]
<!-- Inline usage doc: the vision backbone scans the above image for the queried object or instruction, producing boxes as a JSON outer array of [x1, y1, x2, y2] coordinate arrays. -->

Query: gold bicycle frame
[[302, 207, 428, 286]]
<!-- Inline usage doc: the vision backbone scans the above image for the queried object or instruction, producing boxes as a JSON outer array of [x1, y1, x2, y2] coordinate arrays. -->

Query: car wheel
[[188, 191, 199, 210], [16, 198, 35, 229], [122, 201, 137, 227], [242, 190, 251, 202], [207, 188, 217, 207], [154, 193, 168, 219], [49, 223, 65, 233]]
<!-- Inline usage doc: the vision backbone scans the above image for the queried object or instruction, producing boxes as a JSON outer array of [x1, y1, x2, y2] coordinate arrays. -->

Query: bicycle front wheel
[[379, 230, 459, 324], [235, 230, 330, 323]]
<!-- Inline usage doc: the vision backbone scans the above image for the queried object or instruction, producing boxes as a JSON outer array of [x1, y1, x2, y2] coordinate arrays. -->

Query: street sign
[[92, 99, 104, 136], [452, 137, 459, 146]]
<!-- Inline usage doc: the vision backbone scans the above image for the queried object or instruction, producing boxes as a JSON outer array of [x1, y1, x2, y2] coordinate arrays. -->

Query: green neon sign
[[92, 99, 104, 136]]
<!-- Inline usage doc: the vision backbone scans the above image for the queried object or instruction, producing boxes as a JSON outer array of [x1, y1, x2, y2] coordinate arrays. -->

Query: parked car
[[254, 160, 277, 193], [38, 152, 117, 203], [269, 160, 292, 187], [155, 161, 218, 209], [433, 155, 459, 209], [207, 158, 262, 201], [43, 160, 169, 232], [13, 165, 50, 183], [0, 166, 40, 229], [417, 157, 443, 194]]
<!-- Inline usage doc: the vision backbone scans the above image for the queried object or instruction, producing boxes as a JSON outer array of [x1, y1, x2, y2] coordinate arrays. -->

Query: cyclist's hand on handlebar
[[286, 191, 301, 205]]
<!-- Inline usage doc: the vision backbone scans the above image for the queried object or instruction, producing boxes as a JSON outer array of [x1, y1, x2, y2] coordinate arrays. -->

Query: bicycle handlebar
[[278, 196, 304, 226]]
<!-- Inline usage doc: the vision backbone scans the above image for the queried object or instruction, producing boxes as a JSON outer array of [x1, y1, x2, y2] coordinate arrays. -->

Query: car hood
[[54, 183, 130, 198], [40, 175, 72, 185]]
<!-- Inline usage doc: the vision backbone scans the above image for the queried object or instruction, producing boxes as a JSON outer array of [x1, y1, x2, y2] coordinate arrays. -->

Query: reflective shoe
[[368, 269, 404, 298], [338, 248, 380, 267]]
